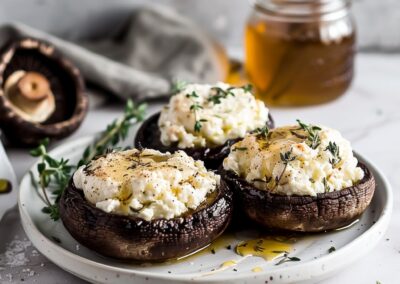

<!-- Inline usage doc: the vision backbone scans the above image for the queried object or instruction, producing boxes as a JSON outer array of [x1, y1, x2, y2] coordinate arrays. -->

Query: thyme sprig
[[275, 252, 301, 266], [273, 149, 296, 191], [30, 138, 73, 221], [207, 84, 253, 105], [171, 79, 187, 95], [190, 102, 204, 132], [78, 100, 146, 166], [296, 119, 321, 149], [185, 91, 206, 132], [30, 99, 147, 221], [241, 84, 253, 93], [208, 87, 235, 104], [255, 125, 269, 139], [322, 177, 331, 193], [325, 141, 341, 167]]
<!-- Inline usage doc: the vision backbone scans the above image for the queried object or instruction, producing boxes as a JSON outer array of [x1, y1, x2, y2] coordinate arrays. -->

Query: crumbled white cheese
[[158, 82, 270, 148], [223, 124, 364, 196], [73, 149, 220, 220]]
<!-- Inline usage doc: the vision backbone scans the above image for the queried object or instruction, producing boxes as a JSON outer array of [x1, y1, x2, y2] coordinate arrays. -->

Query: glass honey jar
[[245, 0, 356, 106]]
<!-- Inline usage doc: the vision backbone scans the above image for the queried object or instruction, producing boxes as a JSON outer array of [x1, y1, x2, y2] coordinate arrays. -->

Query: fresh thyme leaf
[[280, 149, 296, 165], [208, 87, 235, 105], [171, 79, 187, 95], [233, 147, 248, 151], [290, 130, 307, 139], [30, 140, 73, 221], [242, 84, 253, 93], [273, 148, 296, 191], [186, 91, 199, 98], [325, 141, 341, 167], [308, 133, 321, 149], [186, 91, 204, 132], [322, 177, 331, 193], [256, 125, 269, 138], [190, 102, 203, 111], [296, 119, 321, 149], [42, 205, 60, 221], [194, 120, 202, 132], [275, 253, 301, 265], [328, 246, 336, 253]]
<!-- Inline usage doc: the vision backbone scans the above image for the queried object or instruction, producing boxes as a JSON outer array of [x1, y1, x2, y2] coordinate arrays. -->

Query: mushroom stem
[[3, 70, 56, 123], [17, 72, 51, 101]]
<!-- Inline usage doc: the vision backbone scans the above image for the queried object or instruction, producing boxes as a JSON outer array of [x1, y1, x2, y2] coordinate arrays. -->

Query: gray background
[[0, 0, 398, 53]]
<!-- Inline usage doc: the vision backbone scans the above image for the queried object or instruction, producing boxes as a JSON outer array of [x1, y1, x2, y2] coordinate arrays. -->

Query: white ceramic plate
[[18, 133, 393, 284], [0, 140, 18, 220]]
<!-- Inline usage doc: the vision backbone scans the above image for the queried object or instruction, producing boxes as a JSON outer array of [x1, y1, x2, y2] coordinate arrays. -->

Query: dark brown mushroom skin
[[60, 179, 233, 261], [220, 163, 375, 232], [134, 112, 274, 169], [0, 38, 88, 146]]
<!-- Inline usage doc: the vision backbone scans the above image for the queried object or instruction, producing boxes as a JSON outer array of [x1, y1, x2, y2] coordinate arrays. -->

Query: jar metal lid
[[251, 0, 351, 22]]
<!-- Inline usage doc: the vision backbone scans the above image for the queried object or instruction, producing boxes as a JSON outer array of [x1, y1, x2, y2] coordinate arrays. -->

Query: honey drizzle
[[0, 179, 12, 194], [235, 236, 295, 261]]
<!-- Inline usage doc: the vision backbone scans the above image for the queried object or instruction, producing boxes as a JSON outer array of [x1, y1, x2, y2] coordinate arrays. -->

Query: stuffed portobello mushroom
[[221, 120, 375, 232], [134, 82, 274, 169], [60, 148, 233, 261]]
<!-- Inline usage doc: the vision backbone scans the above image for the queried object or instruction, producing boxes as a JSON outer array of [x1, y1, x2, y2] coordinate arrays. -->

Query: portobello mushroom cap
[[60, 179, 233, 261], [220, 163, 375, 232], [134, 112, 274, 169], [0, 38, 88, 146]]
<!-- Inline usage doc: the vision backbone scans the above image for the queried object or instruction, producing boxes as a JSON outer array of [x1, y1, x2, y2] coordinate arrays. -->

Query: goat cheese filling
[[223, 122, 364, 196], [158, 82, 270, 148], [73, 149, 220, 220]]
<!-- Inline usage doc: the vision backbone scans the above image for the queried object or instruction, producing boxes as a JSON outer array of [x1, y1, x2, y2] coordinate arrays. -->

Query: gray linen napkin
[[0, 4, 226, 101]]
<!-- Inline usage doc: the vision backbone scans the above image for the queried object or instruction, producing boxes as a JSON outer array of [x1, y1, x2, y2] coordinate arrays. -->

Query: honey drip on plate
[[0, 179, 12, 194], [251, 266, 263, 273], [220, 260, 237, 268], [162, 234, 237, 265], [235, 236, 295, 261]]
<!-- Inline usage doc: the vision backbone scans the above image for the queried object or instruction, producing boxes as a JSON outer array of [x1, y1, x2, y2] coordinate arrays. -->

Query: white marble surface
[[2, 52, 400, 283]]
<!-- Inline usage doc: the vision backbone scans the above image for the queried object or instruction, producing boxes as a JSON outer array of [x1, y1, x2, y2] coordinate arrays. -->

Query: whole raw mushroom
[[0, 38, 88, 146]]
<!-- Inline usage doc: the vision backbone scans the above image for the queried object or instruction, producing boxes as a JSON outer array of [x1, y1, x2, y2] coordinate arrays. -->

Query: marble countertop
[[1, 53, 399, 283]]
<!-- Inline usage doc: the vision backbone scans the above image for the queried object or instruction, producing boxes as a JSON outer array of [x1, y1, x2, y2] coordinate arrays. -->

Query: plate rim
[[18, 135, 393, 282]]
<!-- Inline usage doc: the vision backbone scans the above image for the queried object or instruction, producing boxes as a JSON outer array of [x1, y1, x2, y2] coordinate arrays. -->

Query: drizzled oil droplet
[[235, 236, 296, 261], [220, 260, 237, 268], [251, 266, 263, 272], [0, 179, 12, 194]]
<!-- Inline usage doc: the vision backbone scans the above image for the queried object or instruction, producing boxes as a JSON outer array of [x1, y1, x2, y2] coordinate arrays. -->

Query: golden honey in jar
[[245, 0, 356, 106]]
